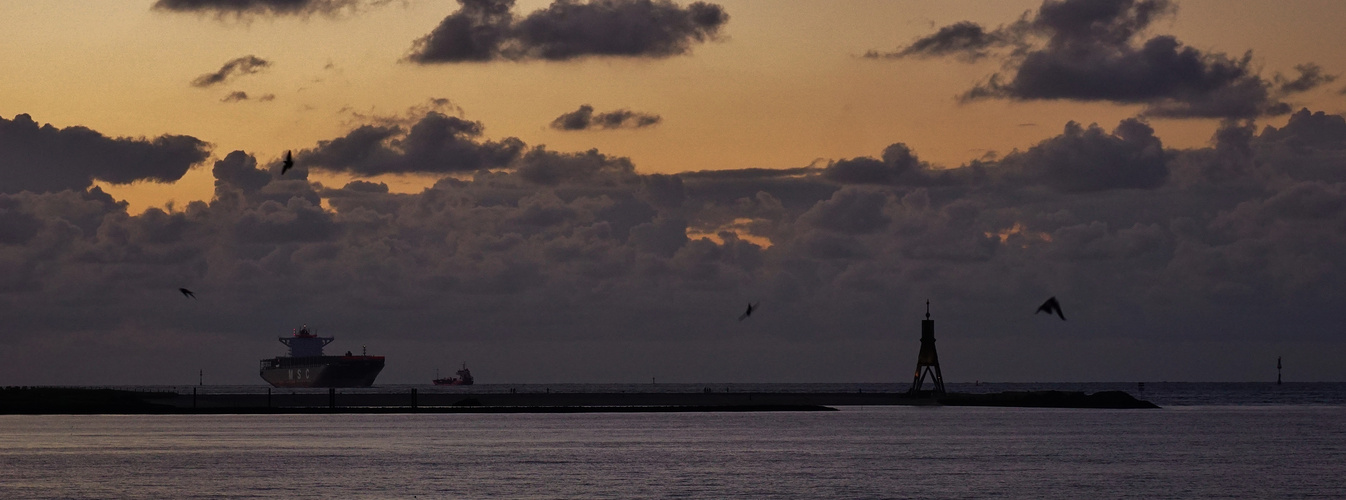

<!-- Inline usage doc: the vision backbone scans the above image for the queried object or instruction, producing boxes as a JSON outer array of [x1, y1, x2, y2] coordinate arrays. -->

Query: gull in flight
[[738, 302, 759, 321], [281, 150, 294, 175], [1035, 296, 1065, 320]]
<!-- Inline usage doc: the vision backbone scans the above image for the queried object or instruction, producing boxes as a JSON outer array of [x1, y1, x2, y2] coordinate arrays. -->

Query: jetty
[[0, 386, 1155, 414], [1, 301, 1161, 414]]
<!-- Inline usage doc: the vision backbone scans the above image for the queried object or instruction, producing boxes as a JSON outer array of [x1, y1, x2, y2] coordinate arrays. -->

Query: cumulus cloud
[[0, 113, 211, 194], [191, 55, 271, 88], [515, 147, 638, 186], [406, 0, 728, 63], [550, 105, 662, 131], [821, 143, 960, 186], [8, 107, 1346, 384], [876, 0, 1315, 119], [998, 118, 1168, 192], [298, 111, 525, 175]]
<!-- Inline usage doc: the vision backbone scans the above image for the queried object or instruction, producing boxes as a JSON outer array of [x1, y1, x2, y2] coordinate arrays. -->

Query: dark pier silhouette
[[0, 386, 1156, 414], [1, 300, 1164, 414]]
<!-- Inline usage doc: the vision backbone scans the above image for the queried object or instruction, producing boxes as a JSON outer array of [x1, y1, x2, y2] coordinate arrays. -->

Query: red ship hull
[[259, 356, 385, 388], [433, 365, 474, 385]]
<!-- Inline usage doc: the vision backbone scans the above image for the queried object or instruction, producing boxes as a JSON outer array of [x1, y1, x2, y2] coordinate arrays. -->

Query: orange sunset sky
[[4, 0, 1343, 213]]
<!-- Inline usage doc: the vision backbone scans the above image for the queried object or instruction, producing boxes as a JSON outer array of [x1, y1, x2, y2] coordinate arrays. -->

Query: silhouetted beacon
[[908, 300, 946, 395]]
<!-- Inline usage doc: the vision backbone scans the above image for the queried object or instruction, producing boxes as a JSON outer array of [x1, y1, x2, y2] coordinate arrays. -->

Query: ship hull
[[259, 356, 385, 388], [432, 379, 472, 386]]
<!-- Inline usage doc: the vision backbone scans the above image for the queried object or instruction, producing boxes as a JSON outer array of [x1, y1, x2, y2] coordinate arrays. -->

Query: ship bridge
[[279, 325, 334, 357]]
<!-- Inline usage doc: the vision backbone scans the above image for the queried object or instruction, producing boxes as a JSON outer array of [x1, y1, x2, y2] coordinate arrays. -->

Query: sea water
[[2, 384, 1344, 499]]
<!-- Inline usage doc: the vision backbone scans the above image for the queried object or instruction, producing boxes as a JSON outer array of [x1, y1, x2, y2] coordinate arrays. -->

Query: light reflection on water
[[2, 405, 1344, 499]]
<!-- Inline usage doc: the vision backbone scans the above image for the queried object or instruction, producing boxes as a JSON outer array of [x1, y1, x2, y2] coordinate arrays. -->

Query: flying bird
[[281, 150, 294, 175], [179, 288, 196, 299], [738, 302, 760, 321], [1036, 296, 1065, 320]]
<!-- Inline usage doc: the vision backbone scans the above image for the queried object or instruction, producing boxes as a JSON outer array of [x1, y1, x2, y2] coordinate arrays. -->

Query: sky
[[2, 0, 1346, 385]]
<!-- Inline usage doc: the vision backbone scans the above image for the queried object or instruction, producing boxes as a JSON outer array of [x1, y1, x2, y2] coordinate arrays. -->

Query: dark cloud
[[824, 143, 933, 186], [800, 187, 893, 235], [515, 147, 638, 186], [191, 56, 271, 88], [864, 21, 1009, 61], [968, 36, 1288, 119], [886, 0, 1309, 119], [998, 118, 1168, 192], [550, 105, 662, 131], [153, 0, 366, 17], [1276, 63, 1338, 95], [9, 108, 1346, 384], [220, 91, 272, 103], [404, 0, 514, 63], [406, 0, 728, 63], [1258, 108, 1346, 151], [1033, 0, 1173, 46], [213, 151, 272, 195], [298, 111, 524, 176], [0, 113, 211, 194]]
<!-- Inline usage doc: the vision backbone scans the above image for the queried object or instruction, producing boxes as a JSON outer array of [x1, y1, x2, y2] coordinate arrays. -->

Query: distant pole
[[192, 387, 197, 408], [329, 388, 336, 409], [198, 369, 203, 386], [1277, 356, 1282, 385]]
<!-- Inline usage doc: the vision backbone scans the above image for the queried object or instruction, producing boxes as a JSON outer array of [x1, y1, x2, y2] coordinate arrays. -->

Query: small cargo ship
[[259, 325, 385, 388], [433, 364, 474, 386]]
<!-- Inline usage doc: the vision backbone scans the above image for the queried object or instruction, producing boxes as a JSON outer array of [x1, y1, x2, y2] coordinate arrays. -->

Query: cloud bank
[[5, 107, 1346, 384]]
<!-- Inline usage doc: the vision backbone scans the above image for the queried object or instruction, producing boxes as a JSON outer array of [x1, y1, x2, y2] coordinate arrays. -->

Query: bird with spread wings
[[1036, 296, 1065, 320], [281, 150, 294, 175], [738, 302, 759, 321]]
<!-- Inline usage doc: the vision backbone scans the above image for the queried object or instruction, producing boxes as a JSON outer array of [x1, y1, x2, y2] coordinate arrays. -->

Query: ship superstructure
[[259, 325, 385, 388], [433, 364, 474, 385]]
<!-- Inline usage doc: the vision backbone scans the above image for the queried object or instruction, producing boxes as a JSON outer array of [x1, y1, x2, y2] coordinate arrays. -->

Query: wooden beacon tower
[[908, 300, 946, 395]]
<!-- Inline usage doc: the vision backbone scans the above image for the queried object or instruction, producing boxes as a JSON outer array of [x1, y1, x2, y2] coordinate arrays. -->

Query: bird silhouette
[[738, 302, 759, 321], [179, 288, 196, 299], [1035, 296, 1065, 320], [281, 150, 294, 175]]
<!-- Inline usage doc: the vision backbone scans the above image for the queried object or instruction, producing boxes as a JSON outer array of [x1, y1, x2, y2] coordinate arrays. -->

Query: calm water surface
[[2, 404, 1344, 499]]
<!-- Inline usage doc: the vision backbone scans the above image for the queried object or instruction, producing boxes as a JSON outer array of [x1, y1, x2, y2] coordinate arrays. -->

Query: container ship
[[433, 364, 474, 386], [259, 325, 384, 388]]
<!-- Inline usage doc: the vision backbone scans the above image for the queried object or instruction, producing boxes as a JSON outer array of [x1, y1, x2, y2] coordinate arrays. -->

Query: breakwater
[[1, 387, 1156, 413]]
